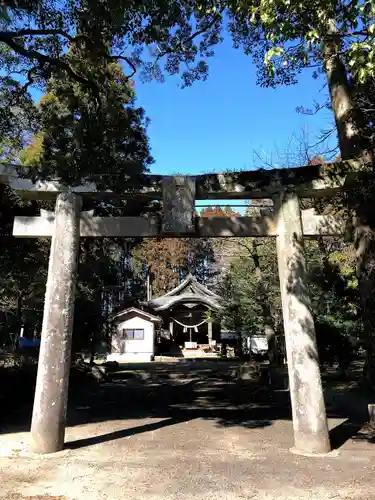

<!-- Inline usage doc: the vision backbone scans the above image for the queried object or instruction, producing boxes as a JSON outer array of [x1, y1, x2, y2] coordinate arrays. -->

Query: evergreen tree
[[8, 2, 154, 354], [0, 185, 48, 348], [21, 60, 152, 191]]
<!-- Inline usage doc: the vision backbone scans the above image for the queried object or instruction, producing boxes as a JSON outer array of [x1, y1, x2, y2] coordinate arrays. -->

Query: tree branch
[[0, 32, 89, 86], [340, 30, 374, 38], [182, 10, 225, 46], [109, 54, 137, 78], [20, 66, 37, 94], [309, 127, 335, 149], [252, 147, 275, 170], [1, 29, 135, 95], [296, 99, 330, 116], [3, 28, 73, 40], [156, 8, 225, 59]]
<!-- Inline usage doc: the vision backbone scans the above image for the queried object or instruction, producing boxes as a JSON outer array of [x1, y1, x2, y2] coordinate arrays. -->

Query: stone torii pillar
[[30, 192, 81, 454], [274, 191, 331, 455]]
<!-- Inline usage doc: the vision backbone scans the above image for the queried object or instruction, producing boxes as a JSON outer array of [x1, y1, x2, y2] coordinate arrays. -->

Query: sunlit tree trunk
[[322, 17, 375, 385], [322, 19, 366, 160]]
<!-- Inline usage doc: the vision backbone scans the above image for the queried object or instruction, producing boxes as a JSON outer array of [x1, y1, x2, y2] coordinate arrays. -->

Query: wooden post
[[30, 192, 81, 454], [169, 320, 174, 340], [207, 320, 213, 346], [368, 404, 375, 423], [274, 191, 331, 455]]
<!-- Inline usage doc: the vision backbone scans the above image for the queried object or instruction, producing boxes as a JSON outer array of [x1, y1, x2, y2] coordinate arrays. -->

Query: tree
[[226, 0, 375, 161], [0, 74, 38, 161], [1, 1, 139, 91], [3, 1, 374, 162], [21, 61, 152, 190], [343, 75, 375, 384], [187, 237, 217, 285], [217, 232, 360, 369], [133, 234, 217, 298], [0, 0, 223, 107], [20, 5, 153, 189], [305, 238, 361, 374], [72, 237, 132, 358], [200, 205, 241, 217], [351, 76, 375, 152], [1, 1, 156, 355], [216, 236, 283, 360], [0, 185, 49, 349]]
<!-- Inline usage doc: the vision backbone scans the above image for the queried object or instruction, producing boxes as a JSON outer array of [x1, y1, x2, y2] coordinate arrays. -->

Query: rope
[[170, 317, 207, 329]]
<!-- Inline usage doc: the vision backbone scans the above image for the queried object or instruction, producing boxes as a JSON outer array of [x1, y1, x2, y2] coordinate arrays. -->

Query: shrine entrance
[[163, 305, 211, 348], [166, 308, 215, 348], [1, 159, 358, 457], [144, 274, 222, 352]]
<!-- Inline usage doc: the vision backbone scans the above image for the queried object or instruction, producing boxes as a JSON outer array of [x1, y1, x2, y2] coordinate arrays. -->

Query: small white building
[[107, 307, 161, 363]]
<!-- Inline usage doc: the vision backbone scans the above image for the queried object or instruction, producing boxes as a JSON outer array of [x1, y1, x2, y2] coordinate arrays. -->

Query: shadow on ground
[[1, 360, 374, 450]]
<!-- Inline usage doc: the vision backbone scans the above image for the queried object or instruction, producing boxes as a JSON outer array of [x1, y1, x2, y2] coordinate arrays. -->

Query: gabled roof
[[113, 307, 161, 323], [145, 274, 222, 312]]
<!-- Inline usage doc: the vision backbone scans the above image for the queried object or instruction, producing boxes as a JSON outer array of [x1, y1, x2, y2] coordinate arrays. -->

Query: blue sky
[[134, 36, 336, 179], [26, 36, 336, 180], [25, 35, 336, 213]]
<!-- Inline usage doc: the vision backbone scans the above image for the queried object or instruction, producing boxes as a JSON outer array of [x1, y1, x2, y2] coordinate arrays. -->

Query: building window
[[122, 328, 144, 340]]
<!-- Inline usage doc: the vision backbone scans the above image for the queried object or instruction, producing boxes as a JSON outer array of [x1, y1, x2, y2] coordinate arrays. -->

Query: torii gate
[[0, 160, 360, 456]]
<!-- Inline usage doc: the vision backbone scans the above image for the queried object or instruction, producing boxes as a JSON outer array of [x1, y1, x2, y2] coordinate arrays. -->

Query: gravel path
[[1, 363, 374, 500]]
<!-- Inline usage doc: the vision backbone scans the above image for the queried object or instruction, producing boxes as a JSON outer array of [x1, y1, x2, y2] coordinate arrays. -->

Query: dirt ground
[[1, 361, 375, 500]]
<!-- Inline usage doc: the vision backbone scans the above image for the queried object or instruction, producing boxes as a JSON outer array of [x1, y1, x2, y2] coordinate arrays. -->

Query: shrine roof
[[145, 274, 223, 312], [113, 306, 161, 323]]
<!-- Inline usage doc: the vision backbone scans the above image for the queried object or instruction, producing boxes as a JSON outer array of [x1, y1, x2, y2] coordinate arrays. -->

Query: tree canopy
[[2, 0, 374, 162], [1, 0, 375, 382]]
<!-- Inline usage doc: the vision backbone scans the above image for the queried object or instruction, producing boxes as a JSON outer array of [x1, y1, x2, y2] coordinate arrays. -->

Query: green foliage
[[351, 76, 375, 152], [0, 0, 224, 100], [217, 238, 281, 335], [72, 237, 129, 354], [305, 239, 361, 370], [0, 74, 38, 161], [0, 1, 156, 352], [18, 1, 154, 189], [228, 0, 375, 86], [217, 235, 361, 369], [21, 60, 153, 190], [0, 185, 48, 348], [2, 1, 373, 104]]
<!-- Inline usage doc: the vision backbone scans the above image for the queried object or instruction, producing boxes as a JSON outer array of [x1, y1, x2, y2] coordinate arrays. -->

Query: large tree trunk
[[322, 18, 375, 386], [353, 201, 375, 386], [322, 18, 366, 160]]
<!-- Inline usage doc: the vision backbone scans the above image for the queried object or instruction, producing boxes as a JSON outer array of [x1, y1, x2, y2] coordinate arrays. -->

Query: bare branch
[[309, 128, 335, 149], [252, 147, 275, 170], [183, 9, 225, 45], [235, 240, 253, 254], [20, 66, 37, 94], [296, 99, 330, 115]]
